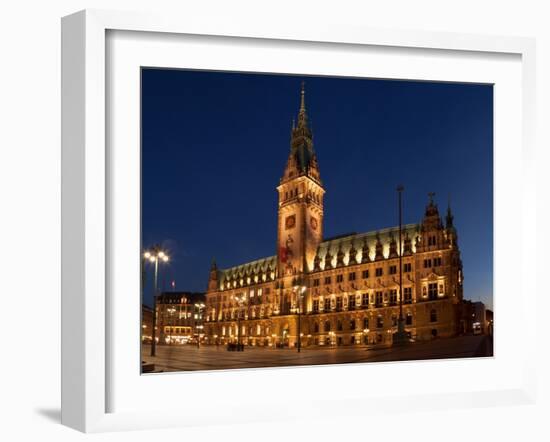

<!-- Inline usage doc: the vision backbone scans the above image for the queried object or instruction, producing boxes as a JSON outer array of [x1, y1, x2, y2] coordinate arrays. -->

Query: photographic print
[[140, 70, 493, 373]]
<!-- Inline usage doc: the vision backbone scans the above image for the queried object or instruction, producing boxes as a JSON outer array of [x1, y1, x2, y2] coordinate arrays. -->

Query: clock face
[[310, 216, 318, 231], [285, 215, 296, 230]]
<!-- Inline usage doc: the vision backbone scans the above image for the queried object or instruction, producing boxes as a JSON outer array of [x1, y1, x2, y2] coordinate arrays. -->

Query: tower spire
[[297, 81, 308, 129]]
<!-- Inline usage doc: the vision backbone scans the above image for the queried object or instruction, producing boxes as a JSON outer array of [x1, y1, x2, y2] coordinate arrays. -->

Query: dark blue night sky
[[141, 69, 493, 310]]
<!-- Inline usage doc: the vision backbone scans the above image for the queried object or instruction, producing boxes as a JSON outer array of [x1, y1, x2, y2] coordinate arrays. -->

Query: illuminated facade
[[204, 85, 465, 348], [155, 292, 205, 344]]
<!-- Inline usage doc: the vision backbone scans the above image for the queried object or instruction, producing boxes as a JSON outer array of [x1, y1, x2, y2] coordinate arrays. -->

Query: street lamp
[[194, 302, 205, 348], [393, 185, 408, 345], [143, 244, 170, 357], [293, 284, 306, 352], [233, 293, 246, 351]]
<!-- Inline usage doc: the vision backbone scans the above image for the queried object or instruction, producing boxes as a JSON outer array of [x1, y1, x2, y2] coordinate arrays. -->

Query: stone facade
[[156, 292, 205, 344], [204, 85, 464, 348]]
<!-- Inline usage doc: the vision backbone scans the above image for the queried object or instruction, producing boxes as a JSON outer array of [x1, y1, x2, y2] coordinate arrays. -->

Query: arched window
[[337, 320, 343, 331], [324, 321, 331, 332], [430, 309, 437, 322], [314, 322, 319, 333]]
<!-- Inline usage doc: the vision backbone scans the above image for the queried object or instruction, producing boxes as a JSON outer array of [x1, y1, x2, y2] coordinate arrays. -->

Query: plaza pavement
[[142, 334, 493, 373]]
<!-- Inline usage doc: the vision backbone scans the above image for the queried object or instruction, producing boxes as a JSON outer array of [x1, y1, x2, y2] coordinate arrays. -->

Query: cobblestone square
[[142, 335, 492, 372]]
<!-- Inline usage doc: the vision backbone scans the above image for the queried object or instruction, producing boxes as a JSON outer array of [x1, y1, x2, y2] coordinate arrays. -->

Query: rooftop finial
[[296, 81, 309, 129], [428, 192, 436, 204]]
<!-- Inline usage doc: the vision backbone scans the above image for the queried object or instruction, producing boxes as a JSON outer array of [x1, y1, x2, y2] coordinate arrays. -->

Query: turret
[[417, 192, 445, 252], [207, 259, 219, 292]]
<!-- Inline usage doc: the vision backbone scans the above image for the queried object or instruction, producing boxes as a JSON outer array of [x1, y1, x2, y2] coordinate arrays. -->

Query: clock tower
[[276, 83, 325, 279]]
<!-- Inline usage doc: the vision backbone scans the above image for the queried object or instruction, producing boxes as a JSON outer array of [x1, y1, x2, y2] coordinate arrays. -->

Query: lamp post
[[194, 302, 205, 348], [234, 293, 246, 351], [294, 284, 306, 352], [144, 245, 170, 357], [393, 185, 408, 345]]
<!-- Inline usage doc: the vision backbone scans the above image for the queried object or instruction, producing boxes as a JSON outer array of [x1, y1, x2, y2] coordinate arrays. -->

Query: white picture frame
[[61, 9, 537, 433]]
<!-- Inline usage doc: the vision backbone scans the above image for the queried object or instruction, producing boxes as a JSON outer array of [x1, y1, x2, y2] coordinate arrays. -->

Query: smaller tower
[[389, 231, 398, 258], [375, 233, 384, 261], [417, 192, 445, 252], [361, 237, 370, 263], [207, 259, 219, 292], [348, 240, 358, 265]]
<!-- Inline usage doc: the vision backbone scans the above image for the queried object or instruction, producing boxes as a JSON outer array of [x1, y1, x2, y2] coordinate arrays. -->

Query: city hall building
[[203, 85, 465, 348]]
